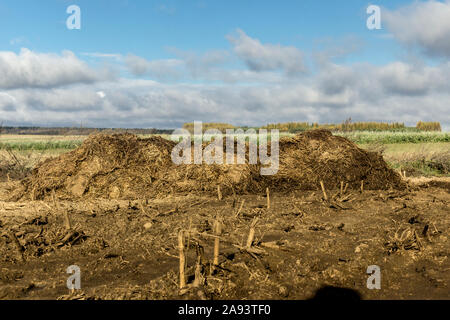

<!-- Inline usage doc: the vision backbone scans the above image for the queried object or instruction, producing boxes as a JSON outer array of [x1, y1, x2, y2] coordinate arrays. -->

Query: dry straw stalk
[[178, 230, 186, 289], [320, 181, 328, 201]]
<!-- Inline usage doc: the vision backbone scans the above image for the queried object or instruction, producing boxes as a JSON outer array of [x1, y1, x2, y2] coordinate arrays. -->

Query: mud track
[[0, 182, 448, 300]]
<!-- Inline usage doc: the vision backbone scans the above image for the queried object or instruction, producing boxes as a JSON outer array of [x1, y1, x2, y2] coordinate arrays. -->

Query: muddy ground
[[0, 179, 448, 300]]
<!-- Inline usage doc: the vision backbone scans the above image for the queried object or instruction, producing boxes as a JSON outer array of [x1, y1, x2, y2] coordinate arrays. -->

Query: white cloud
[[125, 54, 184, 79], [227, 29, 307, 74], [170, 49, 230, 78], [81, 52, 122, 60], [2, 59, 450, 129], [0, 48, 113, 89], [1, 32, 449, 129], [123, 51, 285, 83], [384, 0, 450, 58], [0, 92, 17, 111], [377, 62, 431, 96]]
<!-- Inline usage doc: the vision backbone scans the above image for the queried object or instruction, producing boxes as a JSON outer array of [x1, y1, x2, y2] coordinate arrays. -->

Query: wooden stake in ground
[[10, 232, 25, 262], [235, 199, 245, 218], [340, 181, 344, 197], [320, 181, 328, 201], [53, 190, 71, 231], [213, 218, 222, 268], [414, 230, 423, 250], [266, 187, 270, 209], [178, 230, 186, 289], [360, 180, 364, 193], [343, 182, 349, 194], [217, 185, 222, 201], [52, 189, 57, 208], [246, 218, 259, 248], [63, 211, 72, 231], [193, 244, 205, 288], [231, 187, 237, 208], [139, 199, 148, 216]]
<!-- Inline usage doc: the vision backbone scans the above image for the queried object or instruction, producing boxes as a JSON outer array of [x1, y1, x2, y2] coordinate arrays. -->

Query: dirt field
[[0, 132, 448, 300]]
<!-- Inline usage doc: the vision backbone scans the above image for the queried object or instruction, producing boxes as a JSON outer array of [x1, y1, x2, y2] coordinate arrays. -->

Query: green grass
[[0, 135, 85, 151], [360, 142, 450, 177], [0, 131, 449, 153], [0, 140, 83, 151], [336, 131, 450, 144], [170, 131, 450, 145]]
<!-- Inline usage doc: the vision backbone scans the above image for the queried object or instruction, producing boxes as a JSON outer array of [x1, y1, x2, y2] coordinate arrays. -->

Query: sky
[[0, 0, 449, 130]]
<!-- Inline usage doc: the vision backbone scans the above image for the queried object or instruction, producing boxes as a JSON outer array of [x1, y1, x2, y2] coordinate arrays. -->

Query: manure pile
[[268, 130, 405, 191], [13, 130, 405, 200]]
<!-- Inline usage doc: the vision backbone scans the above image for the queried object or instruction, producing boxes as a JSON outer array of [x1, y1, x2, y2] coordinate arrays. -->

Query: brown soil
[[0, 183, 448, 300], [0, 132, 446, 300], [12, 130, 405, 201]]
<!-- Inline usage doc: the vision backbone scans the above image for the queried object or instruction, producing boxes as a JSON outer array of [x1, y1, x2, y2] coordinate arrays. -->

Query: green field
[[1, 132, 449, 177], [361, 142, 450, 177], [337, 131, 450, 144], [1, 131, 449, 151]]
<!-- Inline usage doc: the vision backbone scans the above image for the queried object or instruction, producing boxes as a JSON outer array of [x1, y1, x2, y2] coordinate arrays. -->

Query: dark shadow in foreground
[[309, 286, 362, 301]]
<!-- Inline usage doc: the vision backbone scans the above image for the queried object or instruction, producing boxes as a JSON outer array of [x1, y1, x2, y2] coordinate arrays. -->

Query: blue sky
[[1, 0, 404, 63], [0, 0, 449, 129]]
